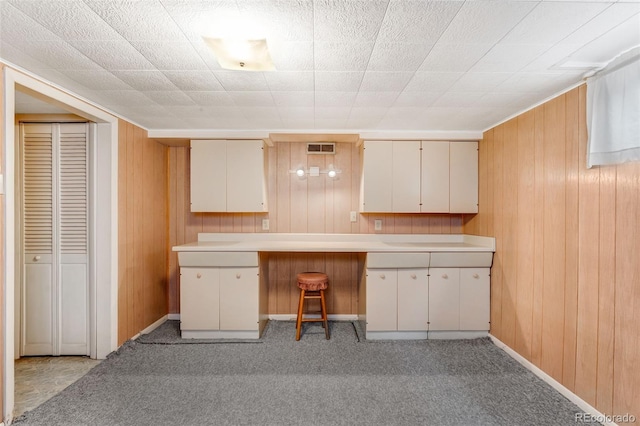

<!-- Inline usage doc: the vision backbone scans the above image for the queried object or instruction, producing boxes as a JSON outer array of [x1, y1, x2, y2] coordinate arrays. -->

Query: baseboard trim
[[131, 315, 168, 340], [268, 314, 358, 321], [168, 313, 180, 320], [489, 334, 619, 426]]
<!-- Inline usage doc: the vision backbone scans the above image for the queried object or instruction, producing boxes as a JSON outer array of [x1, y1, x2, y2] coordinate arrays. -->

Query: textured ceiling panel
[[2, 0, 636, 133]]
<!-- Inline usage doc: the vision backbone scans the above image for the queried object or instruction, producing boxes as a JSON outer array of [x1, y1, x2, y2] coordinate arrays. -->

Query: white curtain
[[586, 48, 640, 168]]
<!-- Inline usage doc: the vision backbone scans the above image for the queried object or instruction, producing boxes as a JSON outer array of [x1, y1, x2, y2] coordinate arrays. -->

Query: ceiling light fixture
[[290, 164, 341, 179], [203, 37, 275, 71]]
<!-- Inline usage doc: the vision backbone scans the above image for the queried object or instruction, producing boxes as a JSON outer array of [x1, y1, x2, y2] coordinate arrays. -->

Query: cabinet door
[[226, 140, 265, 212], [361, 141, 393, 212], [392, 141, 421, 212], [459, 268, 490, 330], [428, 268, 460, 330], [190, 140, 226, 212], [421, 141, 450, 212], [450, 141, 478, 213], [219, 267, 259, 331], [397, 268, 429, 331], [366, 269, 397, 331], [180, 268, 220, 330]]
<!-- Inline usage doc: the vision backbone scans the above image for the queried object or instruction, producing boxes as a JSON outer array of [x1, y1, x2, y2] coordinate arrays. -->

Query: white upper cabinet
[[450, 141, 478, 213], [421, 141, 450, 213], [190, 140, 267, 213], [360, 141, 393, 212], [361, 140, 478, 213]]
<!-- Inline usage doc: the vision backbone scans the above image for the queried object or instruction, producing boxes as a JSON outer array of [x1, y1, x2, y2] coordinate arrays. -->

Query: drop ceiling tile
[[366, 43, 434, 72], [313, 0, 389, 42], [349, 106, 390, 120], [93, 90, 154, 107], [448, 72, 513, 92], [240, 107, 284, 127], [314, 118, 349, 129], [7, 0, 124, 40], [130, 41, 208, 70], [432, 92, 486, 108], [55, 69, 132, 90], [393, 91, 443, 108], [470, 44, 551, 73], [83, 0, 186, 41], [315, 72, 364, 91], [520, 44, 584, 72], [475, 92, 538, 110], [359, 72, 415, 92], [68, 40, 156, 70], [438, 1, 538, 45], [496, 72, 580, 93], [189, 41, 224, 70], [184, 91, 235, 107], [0, 2, 61, 42], [315, 92, 357, 108], [375, 107, 425, 129], [162, 71, 225, 91], [315, 107, 353, 119], [347, 116, 385, 129], [560, 3, 640, 47], [214, 72, 269, 91], [9, 40, 99, 70], [229, 91, 276, 107], [236, 0, 314, 41], [267, 41, 315, 71], [567, 14, 640, 64], [272, 91, 315, 107], [376, 1, 463, 44], [265, 72, 314, 91], [0, 42, 50, 71], [418, 43, 493, 72], [500, 2, 610, 45], [111, 71, 178, 91], [314, 41, 375, 71], [161, 0, 240, 41], [354, 92, 400, 108], [277, 107, 315, 120], [171, 105, 245, 120], [281, 117, 315, 129], [143, 91, 197, 106], [404, 72, 464, 92]]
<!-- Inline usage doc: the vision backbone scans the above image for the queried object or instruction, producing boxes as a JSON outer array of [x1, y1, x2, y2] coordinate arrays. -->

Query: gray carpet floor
[[14, 320, 590, 426]]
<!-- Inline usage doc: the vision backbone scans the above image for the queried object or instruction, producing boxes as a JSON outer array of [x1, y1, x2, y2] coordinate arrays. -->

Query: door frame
[[3, 67, 119, 422]]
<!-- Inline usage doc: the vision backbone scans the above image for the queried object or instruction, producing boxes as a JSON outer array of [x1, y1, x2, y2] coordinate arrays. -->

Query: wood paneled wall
[[464, 85, 640, 422], [168, 142, 463, 315], [118, 120, 169, 345]]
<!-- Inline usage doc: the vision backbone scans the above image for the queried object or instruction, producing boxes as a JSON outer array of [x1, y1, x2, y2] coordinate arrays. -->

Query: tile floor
[[14, 356, 101, 418]]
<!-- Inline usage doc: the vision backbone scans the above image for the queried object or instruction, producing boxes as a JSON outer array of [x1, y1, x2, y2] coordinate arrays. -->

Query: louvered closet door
[[22, 123, 89, 356]]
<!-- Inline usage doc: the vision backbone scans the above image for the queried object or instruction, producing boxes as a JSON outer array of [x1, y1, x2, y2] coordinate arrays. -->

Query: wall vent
[[307, 143, 335, 154]]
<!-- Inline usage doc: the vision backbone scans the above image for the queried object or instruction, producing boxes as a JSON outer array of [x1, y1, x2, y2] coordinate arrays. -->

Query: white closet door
[[21, 123, 89, 356], [58, 123, 89, 355], [22, 124, 55, 355]]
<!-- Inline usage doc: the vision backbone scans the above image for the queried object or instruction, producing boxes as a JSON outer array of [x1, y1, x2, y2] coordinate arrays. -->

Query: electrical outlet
[[374, 219, 382, 231], [350, 211, 357, 222], [262, 219, 270, 230]]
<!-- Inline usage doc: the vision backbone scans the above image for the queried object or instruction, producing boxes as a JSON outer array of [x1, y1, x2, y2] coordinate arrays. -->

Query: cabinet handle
[[236, 273, 241, 279], [473, 273, 479, 279], [410, 274, 417, 279], [34, 256, 41, 261], [196, 273, 202, 279], [380, 274, 385, 279], [442, 274, 448, 279]]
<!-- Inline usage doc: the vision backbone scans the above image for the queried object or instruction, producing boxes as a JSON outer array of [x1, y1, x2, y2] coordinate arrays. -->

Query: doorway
[[3, 67, 118, 423]]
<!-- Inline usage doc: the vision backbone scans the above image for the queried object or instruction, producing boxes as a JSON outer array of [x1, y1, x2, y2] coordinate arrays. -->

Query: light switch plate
[[350, 211, 357, 222], [374, 219, 382, 231], [262, 219, 269, 230], [0, 174, 3, 195]]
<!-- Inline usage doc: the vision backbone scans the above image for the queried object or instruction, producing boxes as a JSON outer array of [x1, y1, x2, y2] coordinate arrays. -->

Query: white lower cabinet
[[180, 266, 259, 338], [428, 267, 490, 332], [366, 268, 429, 334]]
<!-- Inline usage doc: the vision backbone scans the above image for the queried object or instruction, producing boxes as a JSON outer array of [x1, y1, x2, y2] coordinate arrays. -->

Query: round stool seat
[[296, 272, 329, 291]]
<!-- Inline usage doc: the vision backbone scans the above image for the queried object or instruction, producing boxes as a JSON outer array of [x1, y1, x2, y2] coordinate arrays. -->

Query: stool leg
[[296, 289, 305, 341], [320, 289, 330, 340]]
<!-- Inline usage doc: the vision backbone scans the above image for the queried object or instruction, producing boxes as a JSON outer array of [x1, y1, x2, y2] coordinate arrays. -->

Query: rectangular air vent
[[307, 143, 335, 154]]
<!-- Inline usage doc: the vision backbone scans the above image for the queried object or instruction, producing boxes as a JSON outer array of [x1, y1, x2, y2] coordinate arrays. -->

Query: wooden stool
[[295, 272, 330, 341]]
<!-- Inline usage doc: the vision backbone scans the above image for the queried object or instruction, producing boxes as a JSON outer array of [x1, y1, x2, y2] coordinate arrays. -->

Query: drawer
[[177, 251, 258, 267], [429, 252, 493, 268], [367, 252, 430, 268]]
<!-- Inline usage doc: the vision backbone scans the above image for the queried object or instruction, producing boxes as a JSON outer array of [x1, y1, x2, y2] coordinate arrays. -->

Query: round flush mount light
[[296, 168, 305, 177], [327, 170, 337, 178]]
